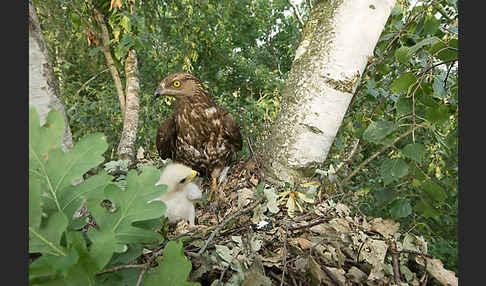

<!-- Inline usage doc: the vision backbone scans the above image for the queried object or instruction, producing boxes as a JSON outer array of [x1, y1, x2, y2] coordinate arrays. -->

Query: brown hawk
[[154, 72, 242, 200]]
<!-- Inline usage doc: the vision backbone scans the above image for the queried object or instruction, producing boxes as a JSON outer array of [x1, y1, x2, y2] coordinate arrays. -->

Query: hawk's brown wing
[[218, 106, 243, 153], [156, 113, 176, 160]]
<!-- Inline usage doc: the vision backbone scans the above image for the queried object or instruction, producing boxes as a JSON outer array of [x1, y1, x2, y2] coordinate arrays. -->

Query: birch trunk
[[263, 0, 396, 183], [117, 49, 140, 164], [29, 0, 73, 152]]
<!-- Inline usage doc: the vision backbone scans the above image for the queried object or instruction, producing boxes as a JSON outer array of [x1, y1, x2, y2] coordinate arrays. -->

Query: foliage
[[33, 0, 300, 160], [324, 0, 458, 272], [29, 108, 196, 285]]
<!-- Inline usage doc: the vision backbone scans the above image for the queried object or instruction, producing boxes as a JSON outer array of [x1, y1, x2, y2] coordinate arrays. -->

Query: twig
[[419, 258, 429, 286], [288, 215, 331, 231], [287, 0, 305, 27], [197, 197, 264, 255], [75, 68, 110, 96], [416, 58, 458, 77], [240, 108, 255, 158], [400, 249, 433, 258], [335, 138, 360, 173], [390, 241, 401, 284], [444, 59, 457, 88], [270, 271, 291, 286], [135, 267, 147, 286], [281, 224, 289, 286], [345, 125, 424, 182], [356, 239, 368, 264], [96, 264, 146, 276]]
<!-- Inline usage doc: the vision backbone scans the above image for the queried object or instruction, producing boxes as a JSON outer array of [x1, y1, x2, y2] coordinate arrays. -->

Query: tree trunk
[[29, 0, 73, 152], [93, 8, 126, 120], [117, 49, 140, 164], [263, 0, 396, 183]]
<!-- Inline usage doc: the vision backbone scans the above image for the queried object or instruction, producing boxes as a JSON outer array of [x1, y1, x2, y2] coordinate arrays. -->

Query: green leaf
[[390, 198, 412, 218], [30, 116, 108, 216], [380, 158, 409, 185], [64, 231, 99, 285], [363, 120, 396, 143], [414, 198, 440, 218], [402, 143, 427, 163], [433, 76, 446, 99], [144, 240, 200, 286], [29, 176, 43, 229], [29, 211, 68, 256], [29, 108, 65, 175], [46, 133, 108, 194], [395, 97, 412, 117], [59, 172, 112, 224], [420, 179, 446, 202], [395, 46, 412, 64], [87, 228, 118, 270], [425, 105, 450, 125], [32, 248, 80, 276], [429, 39, 457, 61], [423, 16, 441, 35], [390, 72, 417, 93], [410, 37, 439, 53], [87, 167, 166, 245]]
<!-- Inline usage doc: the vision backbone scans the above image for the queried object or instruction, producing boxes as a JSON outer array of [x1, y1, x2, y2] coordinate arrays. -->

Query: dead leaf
[[416, 257, 458, 286], [295, 237, 313, 250], [109, 0, 122, 11], [250, 175, 259, 186], [308, 256, 326, 286], [370, 217, 400, 238], [347, 266, 367, 284], [237, 188, 253, 209]]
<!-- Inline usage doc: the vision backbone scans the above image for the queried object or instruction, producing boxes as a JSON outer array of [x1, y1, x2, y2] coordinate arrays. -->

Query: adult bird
[[154, 72, 242, 200], [149, 163, 201, 227]]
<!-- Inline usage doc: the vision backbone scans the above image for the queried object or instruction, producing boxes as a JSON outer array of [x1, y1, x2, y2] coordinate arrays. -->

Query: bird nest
[[153, 156, 459, 286]]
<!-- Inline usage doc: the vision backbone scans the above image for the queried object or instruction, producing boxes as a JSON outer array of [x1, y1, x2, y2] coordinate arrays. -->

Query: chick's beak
[[186, 170, 198, 184]]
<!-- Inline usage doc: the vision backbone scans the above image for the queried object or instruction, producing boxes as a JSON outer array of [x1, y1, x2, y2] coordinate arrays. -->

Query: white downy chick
[[149, 163, 201, 227]]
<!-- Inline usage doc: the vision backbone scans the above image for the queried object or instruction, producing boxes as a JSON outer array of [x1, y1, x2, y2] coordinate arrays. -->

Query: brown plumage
[[154, 72, 242, 197]]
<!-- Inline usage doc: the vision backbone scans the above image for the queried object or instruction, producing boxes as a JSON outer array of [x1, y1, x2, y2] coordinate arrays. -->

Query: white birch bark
[[263, 0, 396, 183], [29, 1, 73, 152]]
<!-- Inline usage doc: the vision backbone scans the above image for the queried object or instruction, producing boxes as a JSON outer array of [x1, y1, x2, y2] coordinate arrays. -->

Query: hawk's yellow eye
[[173, 80, 181, 87]]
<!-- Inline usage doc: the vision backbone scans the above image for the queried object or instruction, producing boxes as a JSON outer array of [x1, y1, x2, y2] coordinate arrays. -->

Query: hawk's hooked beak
[[154, 87, 163, 99]]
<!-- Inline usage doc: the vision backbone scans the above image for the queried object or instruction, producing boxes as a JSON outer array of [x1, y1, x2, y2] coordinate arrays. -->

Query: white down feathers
[[148, 163, 201, 227]]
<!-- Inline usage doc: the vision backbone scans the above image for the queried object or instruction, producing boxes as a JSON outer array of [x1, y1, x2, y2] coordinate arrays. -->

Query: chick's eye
[[173, 80, 181, 87]]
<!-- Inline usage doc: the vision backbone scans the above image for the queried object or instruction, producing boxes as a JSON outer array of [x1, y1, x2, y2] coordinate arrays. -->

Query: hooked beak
[[186, 170, 198, 184], [154, 86, 164, 99]]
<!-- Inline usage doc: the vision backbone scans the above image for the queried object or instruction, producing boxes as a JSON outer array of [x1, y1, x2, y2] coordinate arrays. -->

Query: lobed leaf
[[87, 166, 166, 245], [29, 211, 68, 256], [144, 240, 200, 286]]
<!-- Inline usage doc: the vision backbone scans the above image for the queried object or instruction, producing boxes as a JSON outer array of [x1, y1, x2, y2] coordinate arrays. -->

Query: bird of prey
[[149, 163, 201, 227], [154, 72, 242, 200]]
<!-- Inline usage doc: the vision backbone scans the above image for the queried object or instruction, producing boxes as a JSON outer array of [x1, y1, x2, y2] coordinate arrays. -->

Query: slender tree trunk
[[117, 49, 140, 164], [263, 0, 396, 183], [93, 8, 126, 120], [29, 0, 73, 152]]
